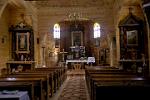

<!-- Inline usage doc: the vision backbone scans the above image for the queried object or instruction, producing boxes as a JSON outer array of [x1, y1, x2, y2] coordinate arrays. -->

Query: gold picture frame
[[16, 32, 30, 53]]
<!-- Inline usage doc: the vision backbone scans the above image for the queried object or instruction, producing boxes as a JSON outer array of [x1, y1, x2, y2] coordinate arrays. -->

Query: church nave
[[0, 0, 150, 100]]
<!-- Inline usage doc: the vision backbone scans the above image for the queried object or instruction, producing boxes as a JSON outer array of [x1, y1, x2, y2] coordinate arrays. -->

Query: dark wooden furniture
[[3, 72, 52, 100], [94, 78, 149, 100], [118, 10, 149, 75], [0, 82, 34, 100], [6, 61, 36, 74], [0, 77, 44, 100], [85, 67, 150, 100], [0, 67, 67, 100]]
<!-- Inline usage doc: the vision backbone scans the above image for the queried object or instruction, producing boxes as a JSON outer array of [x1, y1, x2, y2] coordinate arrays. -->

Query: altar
[[65, 57, 95, 69], [66, 59, 88, 64]]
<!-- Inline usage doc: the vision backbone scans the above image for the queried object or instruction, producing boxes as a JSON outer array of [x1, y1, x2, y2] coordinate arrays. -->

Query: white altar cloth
[[66, 59, 88, 64], [66, 57, 95, 64]]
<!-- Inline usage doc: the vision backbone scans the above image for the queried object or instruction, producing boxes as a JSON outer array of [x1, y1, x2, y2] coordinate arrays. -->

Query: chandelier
[[68, 12, 81, 21], [66, 11, 88, 21]]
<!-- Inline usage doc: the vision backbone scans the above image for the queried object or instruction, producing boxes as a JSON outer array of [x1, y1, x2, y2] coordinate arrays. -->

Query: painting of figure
[[71, 31, 83, 46], [19, 34, 26, 49], [16, 32, 30, 53], [127, 30, 138, 45]]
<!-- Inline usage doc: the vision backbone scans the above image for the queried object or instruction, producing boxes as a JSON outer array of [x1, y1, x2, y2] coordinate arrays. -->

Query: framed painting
[[16, 32, 30, 53], [71, 31, 83, 46], [127, 30, 138, 46]]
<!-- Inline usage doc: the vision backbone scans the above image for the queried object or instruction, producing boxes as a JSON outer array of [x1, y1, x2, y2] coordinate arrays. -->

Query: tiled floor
[[50, 69, 90, 100]]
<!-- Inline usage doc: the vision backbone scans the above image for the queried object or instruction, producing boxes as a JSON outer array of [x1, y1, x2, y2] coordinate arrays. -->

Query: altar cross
[[59, 49, 68, 61]]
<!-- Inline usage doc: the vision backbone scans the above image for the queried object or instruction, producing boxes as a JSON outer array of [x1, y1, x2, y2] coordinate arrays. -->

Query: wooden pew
[[34, 67, 67, 82], [0, 66, 67, 100], [34, 68, 60, 89], [92, 77, 149, 100], [0, 66, 67, 99], [24, 70, 58, 94], [2, 73, 51, 100], [34, 67, 67, 89], [85, 67, 150, 100], [0, 82, 34, 100], [85, 68, 134, 91], [86, 74, 138, 96], [31, 67, 67, 98], [0, 77, 45, 100], [18, 68, 65, 96], [11, 71, 54, 98], [85, 67, 134, 84]]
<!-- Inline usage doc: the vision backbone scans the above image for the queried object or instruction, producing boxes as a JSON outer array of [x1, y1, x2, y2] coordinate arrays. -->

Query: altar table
[[65, 57, 95, 69]]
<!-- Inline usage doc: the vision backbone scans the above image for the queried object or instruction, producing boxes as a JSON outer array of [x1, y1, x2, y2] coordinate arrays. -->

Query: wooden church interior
[[0, 0, 150, 100]]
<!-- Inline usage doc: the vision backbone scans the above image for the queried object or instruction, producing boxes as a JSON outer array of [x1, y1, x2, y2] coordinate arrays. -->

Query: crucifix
[[59, 49, 68, 62]]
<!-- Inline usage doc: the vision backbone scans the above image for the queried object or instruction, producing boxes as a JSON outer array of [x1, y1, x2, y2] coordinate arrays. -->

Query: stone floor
[[50, 69, 90, 100]]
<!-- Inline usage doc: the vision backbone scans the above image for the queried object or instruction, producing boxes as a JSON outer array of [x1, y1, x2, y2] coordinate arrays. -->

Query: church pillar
[[42, 45, 46, 67], [142, 1, 150, 77]]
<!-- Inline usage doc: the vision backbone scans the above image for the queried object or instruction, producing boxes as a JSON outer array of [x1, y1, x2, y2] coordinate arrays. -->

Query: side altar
[[7, 18, 36, 74]]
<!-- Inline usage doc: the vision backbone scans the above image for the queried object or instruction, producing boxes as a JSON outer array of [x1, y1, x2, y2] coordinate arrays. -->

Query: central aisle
[[50, 70, 90, 100]]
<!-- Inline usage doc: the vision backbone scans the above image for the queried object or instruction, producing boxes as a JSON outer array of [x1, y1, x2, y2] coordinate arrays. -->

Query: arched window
[[94, 23, 101, 38], [53, 23, 60, 39]]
